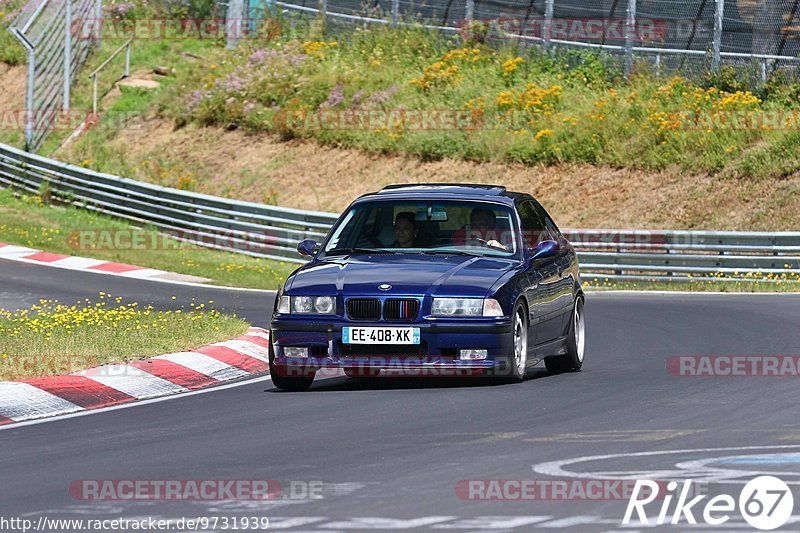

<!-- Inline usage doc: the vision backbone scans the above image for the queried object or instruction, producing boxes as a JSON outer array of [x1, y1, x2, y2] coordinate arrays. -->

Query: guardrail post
[[25, 51, 36, 151], [712, 0, 724, 72], [543, 0, 554, 52], [624, 0, 636, 76], [391, 0, 399, 26], [319, 0, 328, 26], [125, 40, 131, 78], [95, 0, 102, 48], [63, 0, 72, 111], [92, 74, 98, 115], [226, 0, 244, 49]]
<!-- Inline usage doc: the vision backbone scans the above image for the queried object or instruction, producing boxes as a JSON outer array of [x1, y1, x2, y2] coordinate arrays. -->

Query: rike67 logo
[[623, 476, 794, 530]]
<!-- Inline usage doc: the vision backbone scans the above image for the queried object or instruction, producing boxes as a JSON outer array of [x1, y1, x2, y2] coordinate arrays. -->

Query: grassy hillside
[[154, 21, 800, 180]]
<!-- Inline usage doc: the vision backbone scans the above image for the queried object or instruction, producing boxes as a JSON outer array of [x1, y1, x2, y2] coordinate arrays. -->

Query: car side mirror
[[527, 240, 560, 262], [297, 239, 320, 258]]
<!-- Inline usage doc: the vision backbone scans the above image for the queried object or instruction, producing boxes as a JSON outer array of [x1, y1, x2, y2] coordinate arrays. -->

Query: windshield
[[322, 200, 519, 258]]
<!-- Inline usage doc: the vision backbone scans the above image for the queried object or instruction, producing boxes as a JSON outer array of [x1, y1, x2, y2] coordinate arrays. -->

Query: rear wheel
[[545, 296, 585, 374]]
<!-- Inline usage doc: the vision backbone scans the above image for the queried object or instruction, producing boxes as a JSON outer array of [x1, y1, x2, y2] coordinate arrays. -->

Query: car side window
[[528, 202, 557, 242], [518, 201, 546, 248]]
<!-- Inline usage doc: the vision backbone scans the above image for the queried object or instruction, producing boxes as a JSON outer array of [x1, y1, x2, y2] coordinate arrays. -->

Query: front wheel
[[545, 296, 585, 374], [270, 368, 315, 391], [493, 301, 528, 384]]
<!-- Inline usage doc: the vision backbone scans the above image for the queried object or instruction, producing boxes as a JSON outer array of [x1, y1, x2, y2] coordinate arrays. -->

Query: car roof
[[356, 183, 528, 204]]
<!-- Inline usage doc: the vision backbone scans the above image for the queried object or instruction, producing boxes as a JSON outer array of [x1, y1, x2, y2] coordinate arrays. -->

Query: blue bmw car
[[269, 184, 585, 391]]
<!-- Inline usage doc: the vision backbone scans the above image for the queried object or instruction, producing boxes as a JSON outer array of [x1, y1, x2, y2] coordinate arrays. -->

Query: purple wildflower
[[186, 90, 204, 111], [243, 102, 257, 115], [351, 90, 366, 106], [105, 1, 134, 19], [248, 48, 277, 66], [223, 73, 246, 93], [367, 84, 398, 106], [321, 83, 345, 108]]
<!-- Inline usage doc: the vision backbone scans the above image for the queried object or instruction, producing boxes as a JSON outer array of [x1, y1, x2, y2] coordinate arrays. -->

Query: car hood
[[286, 254, 516, 297]]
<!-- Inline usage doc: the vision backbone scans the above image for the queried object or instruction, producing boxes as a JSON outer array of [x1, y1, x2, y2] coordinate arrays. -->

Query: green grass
[[583, 278, 800, 293], [0, 0, 25, 66], [0, 188, 298, 290], [0, 294, 249, 380], [144, 21, 800, 180]]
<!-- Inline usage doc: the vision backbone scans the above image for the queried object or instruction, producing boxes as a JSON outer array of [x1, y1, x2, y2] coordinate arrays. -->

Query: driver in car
[[391, 211, 418, 248], [451, 208, 509, 250]]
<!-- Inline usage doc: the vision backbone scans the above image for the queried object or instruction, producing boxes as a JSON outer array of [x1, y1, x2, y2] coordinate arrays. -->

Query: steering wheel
[[467, 236, 507, 251]]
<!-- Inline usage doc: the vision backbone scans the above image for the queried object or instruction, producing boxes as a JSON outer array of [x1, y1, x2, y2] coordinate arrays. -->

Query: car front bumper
[[269, 317, 514, 376]]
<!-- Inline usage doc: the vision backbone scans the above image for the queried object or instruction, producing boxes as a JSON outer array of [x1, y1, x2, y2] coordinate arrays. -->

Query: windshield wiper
[[421, 249, 482, 257], [326, 247, 395, 256]]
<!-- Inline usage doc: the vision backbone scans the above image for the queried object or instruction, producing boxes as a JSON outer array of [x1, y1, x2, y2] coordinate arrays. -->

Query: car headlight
[[432, 298, 484, 317], [279, 295, 336, 315], [314, 296, 335, 314]]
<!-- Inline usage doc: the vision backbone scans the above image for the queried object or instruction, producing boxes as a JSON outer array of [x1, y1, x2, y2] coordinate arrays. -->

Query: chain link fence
[[8, 0, 102, 152], [230, 0, 800, 80]]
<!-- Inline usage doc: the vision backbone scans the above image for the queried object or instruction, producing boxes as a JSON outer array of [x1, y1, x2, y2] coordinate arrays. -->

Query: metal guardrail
[[1, 141, 799, 282], [0, 141, 337, 263]]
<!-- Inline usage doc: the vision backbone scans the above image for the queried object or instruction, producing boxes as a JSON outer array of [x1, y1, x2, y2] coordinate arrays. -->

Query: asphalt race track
[[2, 258, 800, 531]]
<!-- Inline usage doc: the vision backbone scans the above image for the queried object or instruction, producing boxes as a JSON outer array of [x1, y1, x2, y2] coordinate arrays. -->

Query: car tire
[[494, 300, 528, 384], [271, 371, 315, 391], [545, 296, 585, 374]]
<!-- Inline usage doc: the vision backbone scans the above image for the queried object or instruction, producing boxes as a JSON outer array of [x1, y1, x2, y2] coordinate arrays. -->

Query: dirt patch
[[57, 116, 800, 231], [0, 63, 25, 115], [118, 79, 161, 90]]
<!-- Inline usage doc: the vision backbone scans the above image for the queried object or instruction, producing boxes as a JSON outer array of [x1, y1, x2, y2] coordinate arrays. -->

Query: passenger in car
[[391, 211, 418, 248], [451, 208, 509, 250]]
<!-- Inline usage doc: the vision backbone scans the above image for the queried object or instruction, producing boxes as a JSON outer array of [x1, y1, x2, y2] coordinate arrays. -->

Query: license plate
[[342, 326, 420, 345]]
